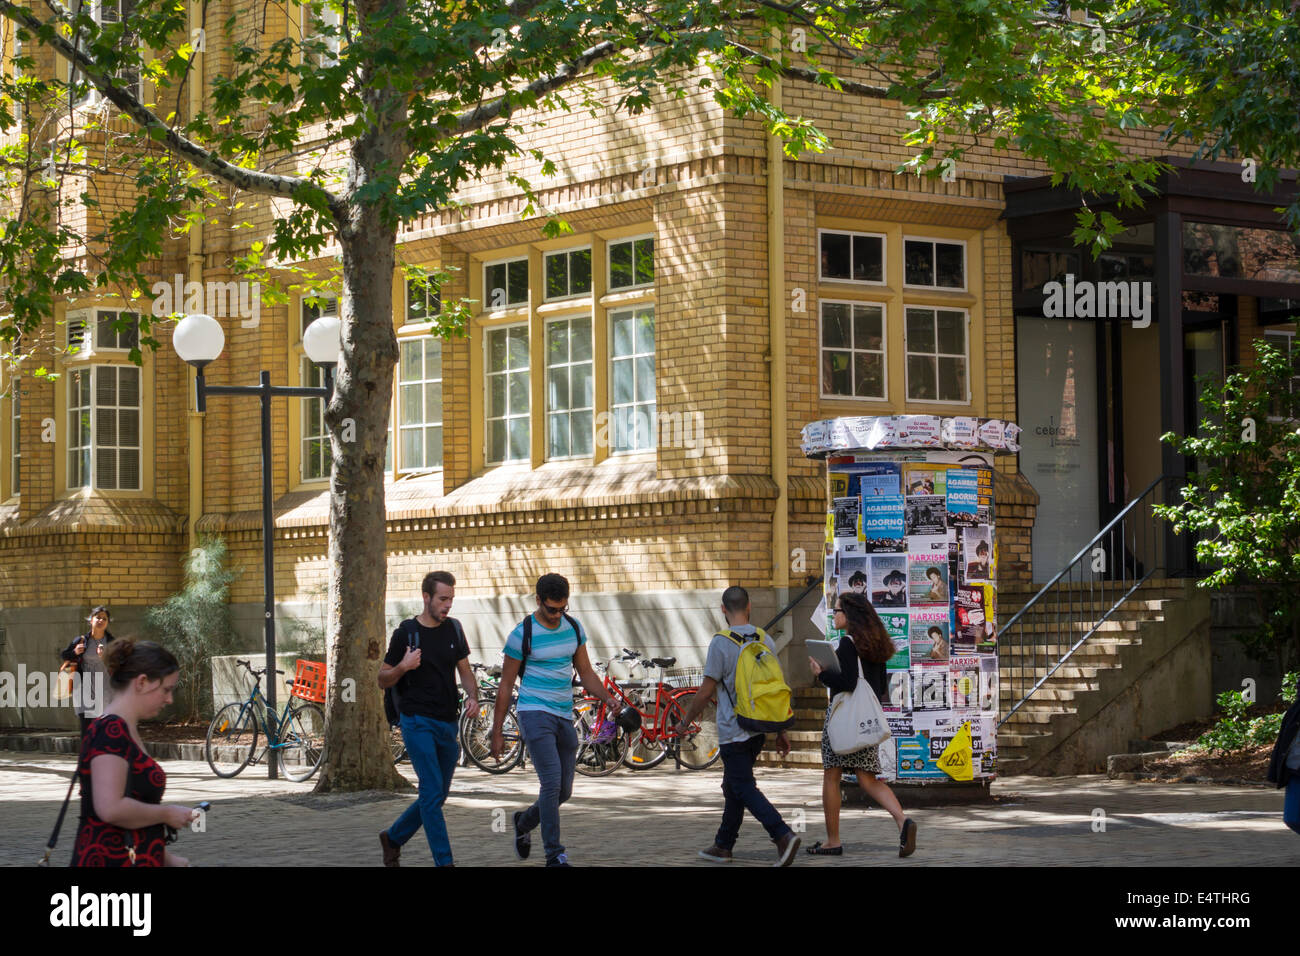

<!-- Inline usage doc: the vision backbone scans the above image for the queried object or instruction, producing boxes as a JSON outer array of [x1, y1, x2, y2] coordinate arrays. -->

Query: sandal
[[805, 841, 843, 856]]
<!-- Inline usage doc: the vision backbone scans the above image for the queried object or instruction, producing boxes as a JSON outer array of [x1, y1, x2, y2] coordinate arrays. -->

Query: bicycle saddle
[[651, 657, 676, 668]]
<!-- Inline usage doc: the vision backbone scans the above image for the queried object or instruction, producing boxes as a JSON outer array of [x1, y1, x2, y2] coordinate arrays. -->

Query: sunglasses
[[540, 602, 568, 615]]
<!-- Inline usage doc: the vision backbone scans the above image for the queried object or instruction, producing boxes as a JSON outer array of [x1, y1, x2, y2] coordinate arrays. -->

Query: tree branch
[[0, 0, 346, 216]]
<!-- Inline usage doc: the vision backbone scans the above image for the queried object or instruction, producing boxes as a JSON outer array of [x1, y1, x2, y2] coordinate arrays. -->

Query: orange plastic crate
[[290, 659, 327, 703]]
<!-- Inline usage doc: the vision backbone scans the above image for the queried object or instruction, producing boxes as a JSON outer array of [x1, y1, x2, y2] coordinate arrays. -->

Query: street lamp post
[[174, 312, 341, 779]]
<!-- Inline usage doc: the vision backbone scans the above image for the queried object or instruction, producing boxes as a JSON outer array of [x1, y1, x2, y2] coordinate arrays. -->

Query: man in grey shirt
[[675, 586, 799, 865]]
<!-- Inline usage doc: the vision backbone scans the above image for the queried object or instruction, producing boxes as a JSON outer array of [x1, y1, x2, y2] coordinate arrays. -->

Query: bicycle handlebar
[[236, 658, 285, 679]]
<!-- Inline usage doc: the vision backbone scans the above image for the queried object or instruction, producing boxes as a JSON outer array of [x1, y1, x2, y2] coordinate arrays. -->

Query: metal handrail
[[997, 475, 1169, 727], [762, 575, 824, 633]]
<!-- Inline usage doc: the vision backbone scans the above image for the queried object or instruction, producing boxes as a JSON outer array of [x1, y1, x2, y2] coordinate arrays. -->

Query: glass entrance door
[[1017, 317, 1100, 583]]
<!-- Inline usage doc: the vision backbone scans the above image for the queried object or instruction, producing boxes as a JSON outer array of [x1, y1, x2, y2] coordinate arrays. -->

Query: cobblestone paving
[[2, 750, 1294, 867]]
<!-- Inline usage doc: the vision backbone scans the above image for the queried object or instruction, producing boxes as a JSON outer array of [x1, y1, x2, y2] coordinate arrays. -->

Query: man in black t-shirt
[[377, 570, 478, 867]]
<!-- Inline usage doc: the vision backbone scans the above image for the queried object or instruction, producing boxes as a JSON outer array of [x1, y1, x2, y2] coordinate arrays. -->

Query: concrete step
[[756, 749, 825, 768], [1001, 599, 1173, 617]]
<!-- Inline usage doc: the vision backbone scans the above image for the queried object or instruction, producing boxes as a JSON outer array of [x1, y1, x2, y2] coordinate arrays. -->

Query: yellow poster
[[938, 720, 974, 781]]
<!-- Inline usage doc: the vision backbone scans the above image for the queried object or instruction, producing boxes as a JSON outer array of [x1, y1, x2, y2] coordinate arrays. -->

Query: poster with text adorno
[[946, 468, 980, 528], [861, 491, 906, 553]]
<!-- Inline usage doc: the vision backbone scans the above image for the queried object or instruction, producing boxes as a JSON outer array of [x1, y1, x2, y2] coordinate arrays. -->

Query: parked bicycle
[[612, 649, 720, 771], [459, 662, 526, 774], [206, 659, 326, 782]]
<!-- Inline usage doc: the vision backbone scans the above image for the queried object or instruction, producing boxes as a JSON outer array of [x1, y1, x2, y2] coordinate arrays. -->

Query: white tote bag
[[826, 657, 892, 754]]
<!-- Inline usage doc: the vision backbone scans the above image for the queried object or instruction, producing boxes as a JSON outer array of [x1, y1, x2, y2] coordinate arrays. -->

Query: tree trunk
[[314, 60, 411, 792]]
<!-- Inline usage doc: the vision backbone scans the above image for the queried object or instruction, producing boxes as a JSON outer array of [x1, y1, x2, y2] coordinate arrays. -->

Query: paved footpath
[[2, 750, 1295, 867]]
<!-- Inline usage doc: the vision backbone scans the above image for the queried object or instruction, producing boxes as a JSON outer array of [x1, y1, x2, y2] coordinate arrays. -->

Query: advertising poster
[[953, 584, 986, 652], [861, 491, 905, 553], [833, 496, 860, 540], [911, 660, 950, 710], [978, 656, 999, 712], [976, 468, 995, 524], [949, 656, 981, 710], [896, 733, 947, 779], [881, 610, 910, 669], [903, 463, 947, 497], [907, 534, 949, 604], [959, 525, 993, 584], [909, 608, 949, 662], [945, 468, 979, 527], [838, 554, 868, 596], [884, 671, 912, 714], [869, 555, 908, 607]]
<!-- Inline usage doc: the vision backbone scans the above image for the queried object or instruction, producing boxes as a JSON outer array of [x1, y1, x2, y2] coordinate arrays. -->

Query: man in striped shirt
[[491, 573, 621, 866]]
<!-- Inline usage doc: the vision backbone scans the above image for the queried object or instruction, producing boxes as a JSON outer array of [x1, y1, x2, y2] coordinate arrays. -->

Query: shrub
[[1190, 673, 1299, 754]]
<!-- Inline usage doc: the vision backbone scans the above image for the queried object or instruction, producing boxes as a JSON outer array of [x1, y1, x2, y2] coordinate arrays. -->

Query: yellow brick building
[[2, 8, 1298, 732]]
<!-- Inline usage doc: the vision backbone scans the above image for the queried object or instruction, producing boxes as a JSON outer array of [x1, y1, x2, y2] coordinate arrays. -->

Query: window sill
[[600, 288, 655, 308]]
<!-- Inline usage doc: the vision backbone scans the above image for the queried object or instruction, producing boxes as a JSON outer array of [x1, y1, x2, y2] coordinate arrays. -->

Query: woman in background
[[60, 606, 115, 737], [72, 639, 196, 867]]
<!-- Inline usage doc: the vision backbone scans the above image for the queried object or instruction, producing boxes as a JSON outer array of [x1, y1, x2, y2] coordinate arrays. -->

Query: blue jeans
[[715, 734, 791, 851], [388, 713, 460, 866], [518, 709, 578, 863], [1285, 778, 1300, 836]]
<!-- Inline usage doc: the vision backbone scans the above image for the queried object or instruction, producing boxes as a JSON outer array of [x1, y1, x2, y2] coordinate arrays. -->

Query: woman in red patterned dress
[[72, 639, 198, 867]]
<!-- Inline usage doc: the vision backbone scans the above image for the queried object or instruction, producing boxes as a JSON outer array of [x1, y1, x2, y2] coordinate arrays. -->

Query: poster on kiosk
[[802, 415, 1020, 784]]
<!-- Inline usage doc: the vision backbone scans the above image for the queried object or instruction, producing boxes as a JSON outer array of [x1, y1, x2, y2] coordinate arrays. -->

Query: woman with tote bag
[[806, 592, 916, 857]]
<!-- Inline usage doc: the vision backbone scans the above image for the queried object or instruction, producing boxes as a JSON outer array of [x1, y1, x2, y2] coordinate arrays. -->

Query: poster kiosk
[[801, 415, 1021, 787]]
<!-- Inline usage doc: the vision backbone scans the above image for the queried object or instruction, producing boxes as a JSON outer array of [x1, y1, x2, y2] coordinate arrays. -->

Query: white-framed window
[[9, 374, 18, 495], [905, 306, 969, 403], [820, 300, 887, 399], [406, 275, 440, 324], [306, 0, 342, 67], [486, 324, 530, 463], [397, 337, 443, 472], [66, 365, 141, 490], [66, 308, 140, 356], [610, 306, 655, 453], [10, 31, 22, 128], [544, 247, 593, 301], [484, 257, 529, 309], [545, 316, 594, 459], [301, 292, 338, 335], [300, 357, 329, 481], [608, 236, 654, 291], [904, 237, 966, 290], [67, 1, 143, 102], [819, 229, 885, 284], [1264, 330, 1299, 422]]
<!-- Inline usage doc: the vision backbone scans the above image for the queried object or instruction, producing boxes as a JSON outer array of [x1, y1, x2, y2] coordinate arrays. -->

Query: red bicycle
[[577, 649, 719, 772]]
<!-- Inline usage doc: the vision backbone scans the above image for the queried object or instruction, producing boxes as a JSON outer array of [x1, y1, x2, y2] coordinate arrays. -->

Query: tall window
[[545, 317, 593, 459], [486, 325, 530, 463], [398, 338, 443, 471], [1265, 330, 1299, 421], [67, 365, 140, 490], [905, 307, 968, 403], [68, 1, 142, 100], [299, 295, 336, 481], [306, 1, 342, 67], [407, 275, 440, 323], [610, 307, 655, 453], [820, 230, 884, 283], [67, 309, 140, 355], [485, 257, 529, 309], [904, 237, 966, 290], [6, 375, 18, 496], [821, 301, 886, 399], [544, 248, 592, 301], [608, 237, 654, 291]]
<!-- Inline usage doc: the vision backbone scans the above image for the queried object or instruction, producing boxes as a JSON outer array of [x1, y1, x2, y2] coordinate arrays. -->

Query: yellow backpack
[[719, 629, 795, 733]]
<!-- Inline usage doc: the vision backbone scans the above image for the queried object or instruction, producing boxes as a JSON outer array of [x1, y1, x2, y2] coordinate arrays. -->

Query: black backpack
[[384, 619, 421, 727], [518, 612, 581, 679], [383, 617, 468, 726]]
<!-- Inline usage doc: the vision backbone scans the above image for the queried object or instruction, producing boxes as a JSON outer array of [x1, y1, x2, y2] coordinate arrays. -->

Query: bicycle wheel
[[391, 726, 406, 764], [206, 702, 258, 778], [670, 691, 721, 770], [623, 727, 669, 770], [276, 701, 325, 782], [574, 697, 628, 777], [461, 700, 524, 774]]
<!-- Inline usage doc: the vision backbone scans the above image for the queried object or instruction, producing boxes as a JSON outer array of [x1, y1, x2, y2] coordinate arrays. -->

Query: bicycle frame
[[235, 676, 306, 760], [588, 674, 701, 743]]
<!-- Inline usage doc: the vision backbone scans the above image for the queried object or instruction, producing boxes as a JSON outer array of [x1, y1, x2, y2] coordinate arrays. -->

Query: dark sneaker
[[773, 832, 801, 867], [379, 830, 400, 867], [899, 818, 918, 858], [545, 852, 572, 867], [698, 845, 732, 864], [513, 810, 531, 861]]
